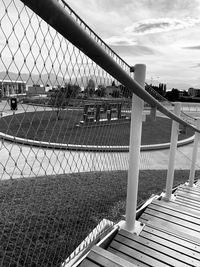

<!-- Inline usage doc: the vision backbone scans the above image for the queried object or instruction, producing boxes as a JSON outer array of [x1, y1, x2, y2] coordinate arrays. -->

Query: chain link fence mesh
[[0, 0, 199, 267], [0, 1, 133, 266]]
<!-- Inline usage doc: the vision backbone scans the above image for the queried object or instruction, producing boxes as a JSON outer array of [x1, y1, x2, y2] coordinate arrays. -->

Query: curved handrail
[[21, 0, 200, 134]]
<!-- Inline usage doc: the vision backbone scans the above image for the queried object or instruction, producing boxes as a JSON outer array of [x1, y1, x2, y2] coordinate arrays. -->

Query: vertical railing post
[[124, 64, 146, 232], [163, 102, 181, 201], [188, 119, 200, 187]]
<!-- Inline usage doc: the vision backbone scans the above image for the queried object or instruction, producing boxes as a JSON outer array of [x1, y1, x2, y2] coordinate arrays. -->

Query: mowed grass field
[[0, 170, 198, 267], [0, 110, 194, 146]]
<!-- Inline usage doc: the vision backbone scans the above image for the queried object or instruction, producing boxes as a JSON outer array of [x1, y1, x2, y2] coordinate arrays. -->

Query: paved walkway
[[0, 139, 198, 180], [0, 100, 199, 180]]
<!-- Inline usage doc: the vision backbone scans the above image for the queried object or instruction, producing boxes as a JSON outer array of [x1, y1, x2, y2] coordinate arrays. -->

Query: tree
[[85, 79, 95, 97], [96, 85, 106, 97], [165, 88, 180, 101], [49, 83, 81, 119]]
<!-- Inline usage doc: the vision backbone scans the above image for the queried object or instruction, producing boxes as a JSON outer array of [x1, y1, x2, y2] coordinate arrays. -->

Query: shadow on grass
[[0, 169, 198, 266]]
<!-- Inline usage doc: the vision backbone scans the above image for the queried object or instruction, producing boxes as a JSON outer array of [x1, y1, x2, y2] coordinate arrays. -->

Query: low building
[[0, 79, 26, 97], [27, 84, 46, 95], [188, 87, 200, 97]]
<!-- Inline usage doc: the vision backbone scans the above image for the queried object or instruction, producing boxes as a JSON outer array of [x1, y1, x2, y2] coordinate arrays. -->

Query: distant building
[[188, 87, 200, 97], [27, 84, 46, 95], [178, 91, 184, 98], [0, 79, 26, 97]]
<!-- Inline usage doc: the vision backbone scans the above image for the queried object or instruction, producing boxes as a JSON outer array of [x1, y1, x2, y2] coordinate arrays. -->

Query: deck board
[[175, 197, 200, 211], [175, 189, 200, 202], [79, 181, 200, 266], [108, 247, 149, 267], [151, 199, 200, 216], [107, 183, 200, 266], [118, 231, 197, 266], [79, 245, 138, 267], [141, 226, 200, 257], [109, 240, 169, 267]]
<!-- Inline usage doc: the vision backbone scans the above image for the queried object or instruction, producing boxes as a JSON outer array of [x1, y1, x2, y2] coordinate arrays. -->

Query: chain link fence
[[0, 1, 134, 266], [0, 0, 199, 266]]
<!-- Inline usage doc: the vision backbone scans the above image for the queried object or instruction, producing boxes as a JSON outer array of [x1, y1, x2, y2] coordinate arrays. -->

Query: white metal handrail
[[20, 0, 200, 135]]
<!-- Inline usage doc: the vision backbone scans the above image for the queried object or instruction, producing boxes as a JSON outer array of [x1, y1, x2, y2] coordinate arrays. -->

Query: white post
[[124, 64, 146, 232], [164, 103, 181, 201], [188, 119, 200, 187]]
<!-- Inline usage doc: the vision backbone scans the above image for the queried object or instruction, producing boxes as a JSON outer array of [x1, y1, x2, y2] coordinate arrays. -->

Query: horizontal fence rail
[[21, 0, 200, 135]]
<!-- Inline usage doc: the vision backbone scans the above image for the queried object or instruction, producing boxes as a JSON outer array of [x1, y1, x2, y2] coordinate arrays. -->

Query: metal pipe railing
[[20, 0, 200, 134], [20, 0, 200, 135], [60, 0, 130, 70]]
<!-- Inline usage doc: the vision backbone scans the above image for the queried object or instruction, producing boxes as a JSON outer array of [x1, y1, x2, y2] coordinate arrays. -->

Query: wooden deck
[[79, 181, 200, 266]]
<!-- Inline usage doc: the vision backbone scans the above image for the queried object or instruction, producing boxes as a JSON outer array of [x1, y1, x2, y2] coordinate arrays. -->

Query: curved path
[[0, 101, 199, 180], [0, 139, 198, 180]]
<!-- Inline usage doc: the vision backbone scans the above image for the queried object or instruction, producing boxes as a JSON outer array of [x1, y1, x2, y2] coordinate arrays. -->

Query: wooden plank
[[175, 190, 200, 202], [143, 208, 200, 233], [140, 215, 200, 243], [174, 201, 200, 213], [139, 229, 200, 263], [79, 258, 100, 267], [143, 225, 200, 256], [175, 196, 200, 211], [116, 231, 198, 266], [176, 195, 200, 208], [143, 206, 200, 232], [109, 241, 168, 267], [151, 199, 200, 217], [144, 220, 200, 246], [108, 247, 149, 267], [84, 245, 138, 267], [177, 186, 200, 196], [176, 187, 200, 197], [179, 184, 200, 193], [149, 202, 200, 225]]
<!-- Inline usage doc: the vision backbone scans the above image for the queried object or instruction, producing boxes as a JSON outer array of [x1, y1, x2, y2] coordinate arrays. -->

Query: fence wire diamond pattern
[[0, 0, 132, 266]]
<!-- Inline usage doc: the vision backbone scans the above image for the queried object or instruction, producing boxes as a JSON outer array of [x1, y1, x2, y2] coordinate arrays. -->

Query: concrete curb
[[0, 131, 194, 152], [0, 108, 194, 152]]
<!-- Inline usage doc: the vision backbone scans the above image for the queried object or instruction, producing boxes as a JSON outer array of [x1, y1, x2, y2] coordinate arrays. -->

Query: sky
[[1, 0, 200, 90], [66, 0, 200, 90]]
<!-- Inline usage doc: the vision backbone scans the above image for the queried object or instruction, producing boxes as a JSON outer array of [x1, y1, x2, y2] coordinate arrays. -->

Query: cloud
[[191, 63, 200, 68], [111, 45, 155, 57], [104, 36, 137, 46], [125, 17, 200, 35], [182, 45, 200, 50]]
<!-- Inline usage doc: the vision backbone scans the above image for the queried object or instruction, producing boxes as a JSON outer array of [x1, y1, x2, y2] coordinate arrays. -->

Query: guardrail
[[20, 0, 200, 134]]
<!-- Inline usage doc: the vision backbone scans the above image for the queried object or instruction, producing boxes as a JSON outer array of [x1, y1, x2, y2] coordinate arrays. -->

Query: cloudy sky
[[66, 0, 200, 90]]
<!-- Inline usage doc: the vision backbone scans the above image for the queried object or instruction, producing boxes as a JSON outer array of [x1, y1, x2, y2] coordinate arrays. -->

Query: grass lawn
[[0, 169, 199, 267], [0, 110, 194, 146]]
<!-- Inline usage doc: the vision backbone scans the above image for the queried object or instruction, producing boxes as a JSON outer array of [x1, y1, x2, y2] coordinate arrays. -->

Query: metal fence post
[[124, 64, 146, 233], [188, 119, 200, 187], [163, 102, 181, 201]]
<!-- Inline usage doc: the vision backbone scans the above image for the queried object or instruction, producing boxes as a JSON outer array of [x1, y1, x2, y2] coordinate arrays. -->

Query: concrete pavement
[[0, 138, 198, 180], [0, 100, 200, 180]]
